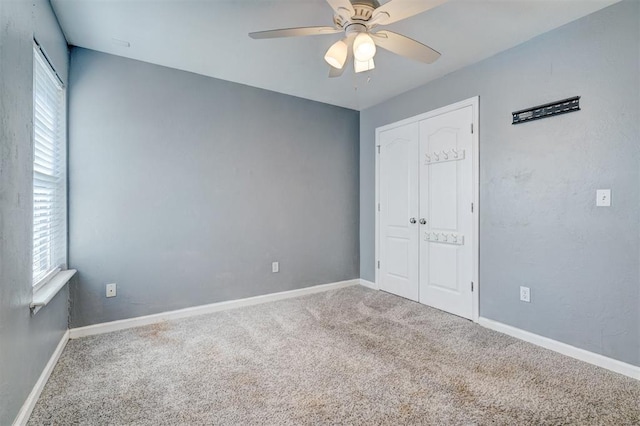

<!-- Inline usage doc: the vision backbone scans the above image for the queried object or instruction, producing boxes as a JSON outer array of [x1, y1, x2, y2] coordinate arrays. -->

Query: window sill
[[30, 269, 76, 314]]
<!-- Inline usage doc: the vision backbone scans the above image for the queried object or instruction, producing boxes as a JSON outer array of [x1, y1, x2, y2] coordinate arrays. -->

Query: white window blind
[[33, 44, 67, 289]]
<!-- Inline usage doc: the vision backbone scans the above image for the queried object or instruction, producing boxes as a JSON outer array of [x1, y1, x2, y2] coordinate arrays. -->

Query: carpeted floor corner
[[29, 286, 639, 425]]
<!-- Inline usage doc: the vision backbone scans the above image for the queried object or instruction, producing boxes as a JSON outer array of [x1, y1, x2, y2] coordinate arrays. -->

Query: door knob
[[409, 218, 417, 224], [420, 218, 427, 225]]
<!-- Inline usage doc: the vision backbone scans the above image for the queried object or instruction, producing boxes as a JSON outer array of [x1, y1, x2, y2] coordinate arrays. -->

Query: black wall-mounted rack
[[512, 96, 580, 125]]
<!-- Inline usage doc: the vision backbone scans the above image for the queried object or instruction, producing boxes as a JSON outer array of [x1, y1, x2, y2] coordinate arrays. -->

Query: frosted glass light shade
[[354, 58, 375, 73], [324, 40, 348, 69], [353, 33, 376, 61]]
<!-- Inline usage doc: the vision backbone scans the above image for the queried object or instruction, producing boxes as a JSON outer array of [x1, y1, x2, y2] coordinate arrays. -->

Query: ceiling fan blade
[[325, 0, 355, 18], [249, 26, 341, 39], [329, 65, 345, 78], [371, 30, 441, 64], [372, 0, 449, 25]]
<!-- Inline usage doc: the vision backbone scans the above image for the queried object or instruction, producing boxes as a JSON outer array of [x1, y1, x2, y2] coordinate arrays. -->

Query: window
[[32, 44, 67, 291]]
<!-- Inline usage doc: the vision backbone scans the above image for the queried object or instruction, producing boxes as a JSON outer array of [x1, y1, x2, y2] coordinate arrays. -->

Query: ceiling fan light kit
[[324, 39, 349, 69], [249, 0, 445, 78], [354, 57, 375, 73], [353, 32, 376, 61]]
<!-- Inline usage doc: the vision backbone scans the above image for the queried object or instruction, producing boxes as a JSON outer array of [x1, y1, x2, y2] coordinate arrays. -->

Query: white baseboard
[[478, 317, 640, 380], [359, 279, 378, 290], [13, 330, 69, 426], [69, 279, 360, 339]]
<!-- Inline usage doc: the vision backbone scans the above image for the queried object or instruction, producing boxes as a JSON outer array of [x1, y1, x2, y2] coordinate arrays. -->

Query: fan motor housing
[[334, 0, 381, 28], [352, 0, 380, 20], [352, 0, 381, 10]]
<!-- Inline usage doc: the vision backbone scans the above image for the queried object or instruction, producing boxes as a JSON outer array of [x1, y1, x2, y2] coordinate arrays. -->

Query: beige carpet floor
[[29, 285, 639, 425]]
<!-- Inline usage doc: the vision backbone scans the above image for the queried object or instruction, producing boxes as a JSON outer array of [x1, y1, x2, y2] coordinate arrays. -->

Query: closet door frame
[[375, 96, 480, 322]]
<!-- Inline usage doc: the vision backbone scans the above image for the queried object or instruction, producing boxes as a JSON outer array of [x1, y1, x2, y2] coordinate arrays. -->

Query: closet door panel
[[419, 106, 474, 319], [378, 123, 419, 302]]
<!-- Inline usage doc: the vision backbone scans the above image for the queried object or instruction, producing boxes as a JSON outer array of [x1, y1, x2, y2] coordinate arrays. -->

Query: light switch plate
[[596, 189, 611, 207]]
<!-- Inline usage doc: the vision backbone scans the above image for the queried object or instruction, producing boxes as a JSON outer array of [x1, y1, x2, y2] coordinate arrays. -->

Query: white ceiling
[[51, 0, 619, 111]]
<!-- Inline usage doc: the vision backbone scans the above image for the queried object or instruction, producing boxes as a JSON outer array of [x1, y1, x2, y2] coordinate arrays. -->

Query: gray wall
[[68, 48, 359, 327], [360, 1, 639, 366], [0, 0, 69, 424]]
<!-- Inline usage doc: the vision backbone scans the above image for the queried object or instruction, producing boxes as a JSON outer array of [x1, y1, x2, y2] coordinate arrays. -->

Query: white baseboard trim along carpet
[[16, 280, 639, 424], [69, 279, 361, 339], [13, 330, 69, 426], [478, 317, 640, 380], [359, 279, 378, 290], [27, 286, 640, 424], [68, 282, 640, 379], [16, 280, 361, 424]]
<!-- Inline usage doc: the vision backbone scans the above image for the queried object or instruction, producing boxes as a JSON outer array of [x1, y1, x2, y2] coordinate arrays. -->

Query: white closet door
[[378, 123, 419, 301], [418, 106, 474, 319]]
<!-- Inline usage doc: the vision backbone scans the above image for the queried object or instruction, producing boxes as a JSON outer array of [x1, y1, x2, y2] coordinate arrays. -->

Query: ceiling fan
[[249, 0, 447, 77]]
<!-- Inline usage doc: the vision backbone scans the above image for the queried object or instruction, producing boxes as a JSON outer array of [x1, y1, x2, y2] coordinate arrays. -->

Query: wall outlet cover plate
[[596, 189, 611, 207], [106, 283, 117, 298]]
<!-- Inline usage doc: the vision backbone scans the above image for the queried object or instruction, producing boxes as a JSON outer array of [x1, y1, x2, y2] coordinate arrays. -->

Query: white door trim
[[375, 96, 480, 322]]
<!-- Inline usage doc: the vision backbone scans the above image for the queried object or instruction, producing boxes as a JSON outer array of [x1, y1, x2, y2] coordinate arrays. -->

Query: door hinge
[[377, 260, 380, 269], [377, 203, 380, 212], [471, 123, 474, 134], [377, 145, 381, 154], [471, 282, 474, 292], [471, 202, 474, 213]]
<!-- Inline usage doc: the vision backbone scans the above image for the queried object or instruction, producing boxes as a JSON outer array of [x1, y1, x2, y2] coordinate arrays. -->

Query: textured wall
[[0, 0, 69, 424], [68, 49, 360, 327], [360, 1, 639, 366]]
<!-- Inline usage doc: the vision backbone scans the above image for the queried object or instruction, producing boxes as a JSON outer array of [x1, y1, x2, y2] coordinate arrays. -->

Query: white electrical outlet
[[272, 261, 279, 273], [520, 286, 530, 303], [106, 283, 117, 298], [596, 189, 611, 207]]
